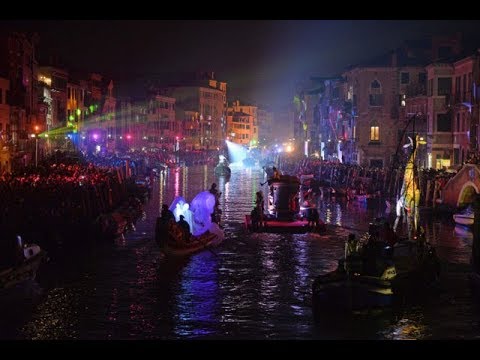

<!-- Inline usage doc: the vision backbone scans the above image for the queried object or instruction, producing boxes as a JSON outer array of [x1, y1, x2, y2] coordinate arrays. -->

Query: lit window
[[370, 126, 379, 141]]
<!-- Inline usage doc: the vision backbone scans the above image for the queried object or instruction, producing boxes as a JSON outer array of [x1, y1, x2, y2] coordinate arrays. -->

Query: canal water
[[2, 164, 480, 339]]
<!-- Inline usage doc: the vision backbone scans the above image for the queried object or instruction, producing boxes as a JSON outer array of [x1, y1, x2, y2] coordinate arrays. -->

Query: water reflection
[[174, 252, 220, 338]]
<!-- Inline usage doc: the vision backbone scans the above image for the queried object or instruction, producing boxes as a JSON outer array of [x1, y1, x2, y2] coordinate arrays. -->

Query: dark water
[[2, 164, 480, 339]]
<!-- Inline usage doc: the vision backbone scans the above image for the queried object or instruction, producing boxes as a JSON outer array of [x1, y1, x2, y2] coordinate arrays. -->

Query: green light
[[69, 115, 75, 121], [76, 109, 81, 116], [89, 105, 95, 112]]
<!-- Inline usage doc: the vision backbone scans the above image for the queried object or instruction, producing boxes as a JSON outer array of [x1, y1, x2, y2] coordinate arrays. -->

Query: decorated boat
[[245, 174, 326, 234], [453, 205, 474, 227], [311, 223, 440, 320], [0, 237, 47, 289], [157, 191, 224, 257]]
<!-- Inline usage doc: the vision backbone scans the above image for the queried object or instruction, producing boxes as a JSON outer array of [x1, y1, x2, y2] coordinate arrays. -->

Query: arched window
[[369, 80, 383, 106]]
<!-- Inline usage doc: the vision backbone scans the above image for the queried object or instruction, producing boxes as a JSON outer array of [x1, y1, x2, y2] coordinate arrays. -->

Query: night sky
[[3, 20, 480, 109]]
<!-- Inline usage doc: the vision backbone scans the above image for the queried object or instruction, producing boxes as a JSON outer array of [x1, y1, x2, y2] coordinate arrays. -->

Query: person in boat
[[255, 191, 265, 227], [155, 204, 175, 246], [161, 204, 175, 223], [209, 183, 221, 223], [209, 183, 221, 205], [380, 221, 397, 258], [307, 207, 320, 229], [177, 215, 191, 243], [361, 223, 382, 276], [250, 206, 260, 231], [272, 166, 281, 180]]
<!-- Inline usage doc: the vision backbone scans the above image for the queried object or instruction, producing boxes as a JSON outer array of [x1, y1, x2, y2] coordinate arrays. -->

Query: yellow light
[[30, 134, 35, 138]]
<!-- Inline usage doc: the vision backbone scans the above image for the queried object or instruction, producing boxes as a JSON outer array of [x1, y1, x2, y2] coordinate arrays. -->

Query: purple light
[[92, 133, 99, 140]]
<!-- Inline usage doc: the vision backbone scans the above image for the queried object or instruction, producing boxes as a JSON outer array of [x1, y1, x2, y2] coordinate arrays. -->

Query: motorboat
[[453, 205, 474, 227], [0, 238, 47, 289]]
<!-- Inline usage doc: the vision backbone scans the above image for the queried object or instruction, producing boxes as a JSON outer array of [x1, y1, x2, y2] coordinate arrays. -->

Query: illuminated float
[[159, 191, 224, 256], [245, 174, 325, 234]]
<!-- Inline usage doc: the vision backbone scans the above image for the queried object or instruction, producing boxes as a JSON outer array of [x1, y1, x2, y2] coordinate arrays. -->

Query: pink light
[[92, 133, 99, 140], [126, 134, 132, 140]]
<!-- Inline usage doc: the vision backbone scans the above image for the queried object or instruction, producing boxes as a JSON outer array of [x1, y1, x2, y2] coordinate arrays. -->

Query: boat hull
[[244, 214, 326, 234], [453, 214, 474, 226], [163, 232, 219, 257]]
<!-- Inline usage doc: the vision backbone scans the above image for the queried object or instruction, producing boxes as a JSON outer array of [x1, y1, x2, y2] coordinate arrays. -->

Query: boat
[[0, 240, 47, 289], [157, 192, 225, 256], [214, 155, 231, 176], [453, 205, 474, 227], [311, 225, 441, 320], [245, 174, 326, 234], [162, 225, 221, 257]]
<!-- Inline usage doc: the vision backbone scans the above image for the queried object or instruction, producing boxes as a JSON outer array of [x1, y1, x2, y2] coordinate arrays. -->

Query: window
[[438, 77, 452, 96], [369, 94, 384, 106], [437, 113, 451, 132], [369, 80, 383, 106], [457, 113, 460, 132], [401, 72, 410, 84], [370, 126, 380, 141], [418, 73, 427, 84], [428, 79, 433, 96]]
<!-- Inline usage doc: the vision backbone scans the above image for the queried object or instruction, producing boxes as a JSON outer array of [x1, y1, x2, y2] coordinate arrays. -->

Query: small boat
[[0, 242, 47, 289], [214, 155, 231, 176], [453, 205, 474, 227], [312, 229, 440, 320]]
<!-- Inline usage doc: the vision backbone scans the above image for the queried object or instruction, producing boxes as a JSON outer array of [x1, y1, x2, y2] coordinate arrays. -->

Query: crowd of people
[[0, 151, 136, 249]]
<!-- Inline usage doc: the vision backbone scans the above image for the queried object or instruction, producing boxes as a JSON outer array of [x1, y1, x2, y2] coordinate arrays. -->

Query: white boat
[[453, 206, 474, 227]]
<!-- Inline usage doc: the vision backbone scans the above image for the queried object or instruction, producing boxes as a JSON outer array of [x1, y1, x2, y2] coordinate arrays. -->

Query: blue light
[[225, 140, 248, 164]]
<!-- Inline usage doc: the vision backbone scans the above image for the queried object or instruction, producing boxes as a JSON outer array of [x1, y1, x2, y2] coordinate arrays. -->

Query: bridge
[[442, 164, 480, 208]]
